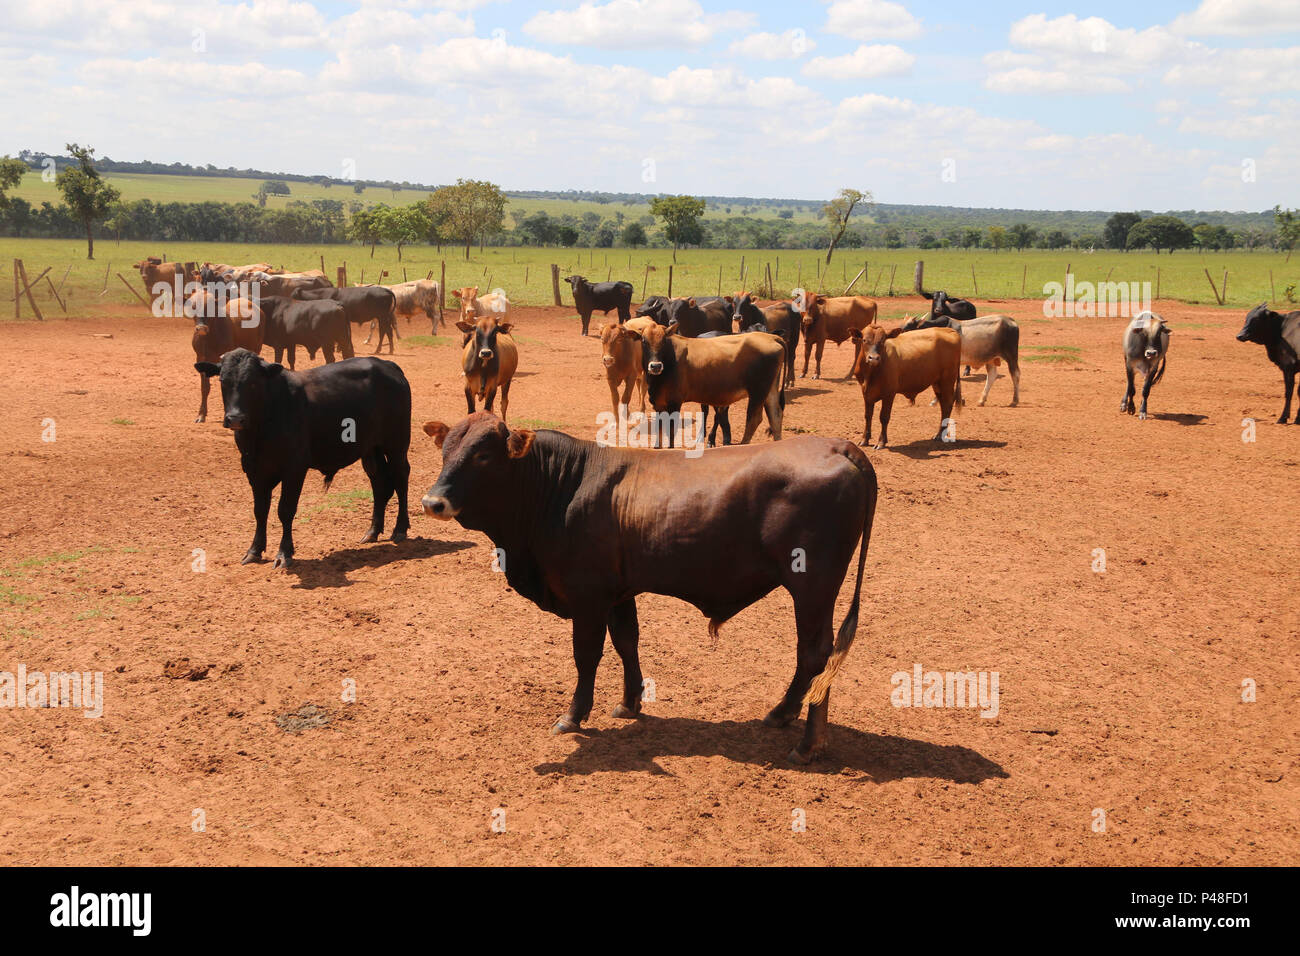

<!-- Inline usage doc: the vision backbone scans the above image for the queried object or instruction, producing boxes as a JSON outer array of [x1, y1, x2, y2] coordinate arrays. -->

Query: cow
[[452, 286, 510, 326], [728, 292, 801, 387], [189, 292, 264, 424], [900, 313, 1021, 406], [1236, 303, 1300, 424], [384, 279, 443, 334], [134, 257, 197, 309], [457, 314, 518, 424], [250, 271, 332, 298], [635, 296, 731, 337], [1120, 311, 1172, 421], [418, 412, 878, 762], [194, 349, 412, 569], [598, 322, 646, 419], [566, 275, 634, 336], [634, 295, 671, 322], [849, 324, 961, 449], [293, 286, 398, 355], [203, 262, 275, 282], [920, 289, 977, 321], [801, 295, 879, 379], [636, 322, 785, 448], [257, 295, 354, 370]]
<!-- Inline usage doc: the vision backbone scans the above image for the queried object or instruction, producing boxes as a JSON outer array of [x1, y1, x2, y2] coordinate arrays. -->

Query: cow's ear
[[885, 327, 904, 339], [687, 298, 696, 307], [194, 362, 220, 377], [263, 362, 284, 375], [455, 319, 474, 333], [496, 322, 513, 335], [624, 328, 641, 340], [848, 328, 864, 342], [506, 428, 535, 459], [665, 321, 679, 335], [422, 421, 449, 448]]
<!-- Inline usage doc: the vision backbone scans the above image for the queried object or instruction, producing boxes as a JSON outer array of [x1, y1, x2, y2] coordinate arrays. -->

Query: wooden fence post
[[1021, 263, 1027, 296], [970, 263, 979, 297], [551, 263, 562, 306], [15, 261, 46, 320], [440, 261, 446, 311], [12, 259, 18, 319], [116, 272, 147, 307], [667, 265, 673, 298], [1270, 269, 1276, 303], [843, 266, 865, 296], [337, 266, 347, 288], [913, 260, 924, 293]]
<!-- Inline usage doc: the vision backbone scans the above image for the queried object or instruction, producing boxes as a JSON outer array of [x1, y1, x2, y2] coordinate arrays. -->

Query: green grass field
[[3, 237, 1296, 316]]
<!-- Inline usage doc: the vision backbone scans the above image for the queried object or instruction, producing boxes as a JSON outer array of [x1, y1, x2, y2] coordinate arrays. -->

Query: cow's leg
[[363, 319, 375, 345], [552, 613, 607, 734], [814, 339, 825, 379], [978, 363, 998, 406], [801, 335, 812, 377], [875, 394, 896, 449], [608, 377, 622, 419], [1139, 366, 1156, 420], [388, 450, 410, 541], [739, 395, 765, 444], [499, 382, 511, 425], [933, 375, 958, 443], [764, 596, 834, 735], [196, 371, 209, 424], [483, 382, 499, 414], [244, 480, 273, 564], [359, 452, 390, 543], [385, 317, 396, 354], [580, 312, 590, 336], [1280, 367, 1296, 424], [323, 345, 336, 364], [1121, 365, 1136, 414], [617, 375, 634, 418], [272, 470, 306, 569], [700, 404, 713, 446], [607, 599, 643, 718], [464, 384, 476, 415], [764, 382, 783, 440], [861, 397, 875, 446]]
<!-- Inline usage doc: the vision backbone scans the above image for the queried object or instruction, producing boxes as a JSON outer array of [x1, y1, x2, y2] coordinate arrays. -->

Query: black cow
[[921, 289, 977, 321], [293, 286, 398, 355], [194, 349, 412, 569], [565, 275, 633, 336], [729, 293, 800, 386], [256, 295, 354, 370], [419, 413, 877, 763], [635, 295, 671, 322], [634, 296, 730, 336], [1237, 303, 1300, 423]]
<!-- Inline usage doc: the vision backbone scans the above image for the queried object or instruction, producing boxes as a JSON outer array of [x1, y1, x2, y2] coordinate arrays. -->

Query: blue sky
[[2, 0, 1297, 211]]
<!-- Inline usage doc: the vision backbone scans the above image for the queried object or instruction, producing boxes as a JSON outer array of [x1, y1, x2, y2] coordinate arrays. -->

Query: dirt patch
[[0, 297, 1295, 865]]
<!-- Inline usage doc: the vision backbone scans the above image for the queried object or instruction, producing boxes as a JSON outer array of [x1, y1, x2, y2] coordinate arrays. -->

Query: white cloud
[[803, 44, 914, 80], [726, 30, 816, 60], [984, 68, 1130, 95], [523, 0, 753, 49], [1164, 47, 1300, 94], [1171, 0, 1300, 37], [823, 0, 922, 42]]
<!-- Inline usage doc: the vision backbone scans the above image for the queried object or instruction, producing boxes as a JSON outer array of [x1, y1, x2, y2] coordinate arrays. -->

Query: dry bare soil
[[0, 297, 1295, 865]]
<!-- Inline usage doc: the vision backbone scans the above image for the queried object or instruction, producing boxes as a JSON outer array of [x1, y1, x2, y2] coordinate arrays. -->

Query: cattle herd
[[133, 255, 1300, 762]]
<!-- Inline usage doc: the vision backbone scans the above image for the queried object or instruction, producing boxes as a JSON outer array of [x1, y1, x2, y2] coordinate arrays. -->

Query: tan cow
[[134, 257, 197, 308], [453, 286, 510, 326], [849, 325, 961, 449], [457, 315, 518, 424], [598, 322, 647, 418], [801, 295, 878, 379], [387, 279, 444, 332]]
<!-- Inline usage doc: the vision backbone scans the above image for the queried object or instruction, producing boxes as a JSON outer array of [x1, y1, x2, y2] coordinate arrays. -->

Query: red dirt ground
[[0, 297, 1295, 865]]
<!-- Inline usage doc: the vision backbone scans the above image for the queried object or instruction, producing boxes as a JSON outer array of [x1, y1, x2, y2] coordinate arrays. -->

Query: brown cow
[[135, 257, 197, 309], [190, 292, 265, 423], [250, 270, 332, 297], [418, 414, 878, 762], [453, 286, 510, 326], [849, 325, 961, 449], [598, 322, 646, 418], [636, 323, 784, 447], [457, 315, 518, 424], [801, 295, 878, 379]]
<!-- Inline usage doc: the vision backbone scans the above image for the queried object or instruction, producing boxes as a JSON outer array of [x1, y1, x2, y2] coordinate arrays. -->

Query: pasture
[[3, 238, 1298, 319], [0, 286, 1294, 865]]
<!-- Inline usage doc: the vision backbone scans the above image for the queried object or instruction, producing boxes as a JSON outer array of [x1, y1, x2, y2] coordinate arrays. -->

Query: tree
[[987, 226, 1007, 252], [55, 143, 120, 259], [1126, 215, 1194, 254], [377, 204, 430, 260], [348, 206, 386, 257], [820, 188, 870, 264], [962, 228, 983, 249], [427, 179, 506, 259], [1103, 212, 1142, 250], [312, 199, 345, 241], [1043, 229, 1071, 249], [1193, 223, 1233, 251], [620, 221, 647, 248], [1274, 206, 1300, 261], [1007, 223, 1038, 251], [0, 155, 27, 209], [648, 194, 706, 262]]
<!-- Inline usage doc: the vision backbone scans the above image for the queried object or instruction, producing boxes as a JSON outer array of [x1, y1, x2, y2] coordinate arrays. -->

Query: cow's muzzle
[[1144, 348, 1159, 360], [421, 495, 458, 520], [223, 414, 246, 431], [646, 361, 663, 376], [1236, 332, 1250, 342], [601, 354, 615, 368], [478, 348, 493, 360]]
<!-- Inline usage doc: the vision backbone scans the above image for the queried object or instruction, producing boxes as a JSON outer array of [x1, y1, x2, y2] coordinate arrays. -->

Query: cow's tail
[[804, 468, 877, 707], [1150, 352, 1168, 388]]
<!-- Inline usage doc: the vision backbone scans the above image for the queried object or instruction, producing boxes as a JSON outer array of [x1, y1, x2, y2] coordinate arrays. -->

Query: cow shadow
[[287, 536, 472, 589], [534, 715, 1007, 784], [1152, 412, 1208, 426], [883, 438, 1007, 460], [785, 384, 832, 398]]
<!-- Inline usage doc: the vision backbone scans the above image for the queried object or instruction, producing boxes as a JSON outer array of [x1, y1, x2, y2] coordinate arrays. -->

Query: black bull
[[419, 413, 878, 762]]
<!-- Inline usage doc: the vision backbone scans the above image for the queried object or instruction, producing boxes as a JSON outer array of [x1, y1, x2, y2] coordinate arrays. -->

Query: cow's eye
[[475, 452, 492, 465]]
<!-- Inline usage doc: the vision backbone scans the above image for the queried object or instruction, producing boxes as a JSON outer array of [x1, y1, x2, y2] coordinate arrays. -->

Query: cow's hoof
[[550, 717, 581, 735], [872, 442, 886, 451], [241, 550, 262, 565], [1278, 417, 1290, 425], [391, 529, 408, 543], [1139, 412, 1147, 421], [763, 710, 795, 728], [787, 746, 817, 765], [194, 415, 206, 424], [272, 552, 292, 570], [611, 702, 641, 719], [360, 529, 380, 544]]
